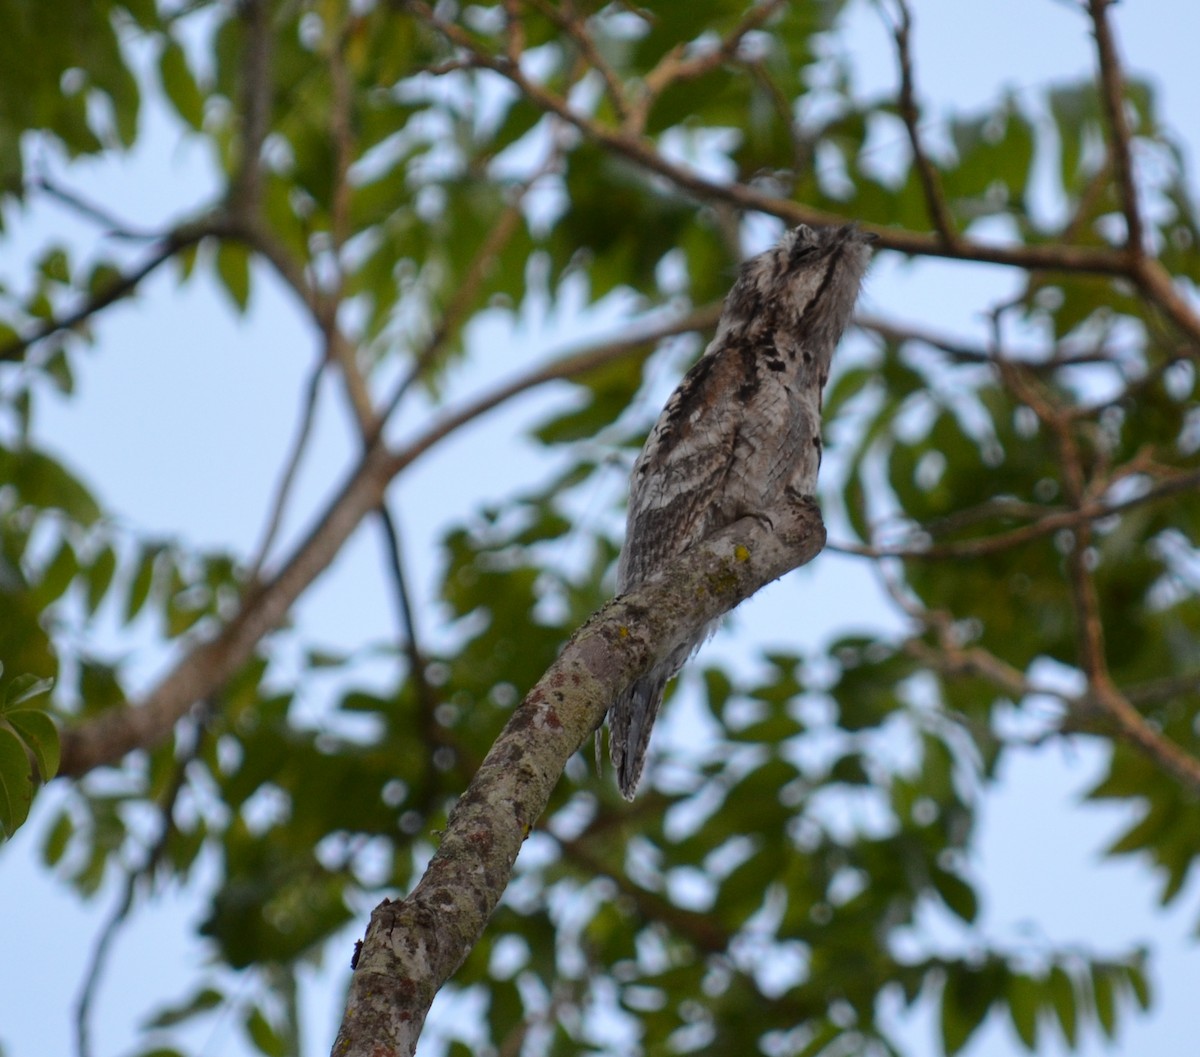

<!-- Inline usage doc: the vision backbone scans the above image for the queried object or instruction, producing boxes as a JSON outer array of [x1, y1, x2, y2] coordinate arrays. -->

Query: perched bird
[[609, 222, 875, 798]]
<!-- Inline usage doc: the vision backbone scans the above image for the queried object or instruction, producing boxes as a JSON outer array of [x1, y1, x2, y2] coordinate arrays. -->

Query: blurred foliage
[[1, 1, 1198, 1057]]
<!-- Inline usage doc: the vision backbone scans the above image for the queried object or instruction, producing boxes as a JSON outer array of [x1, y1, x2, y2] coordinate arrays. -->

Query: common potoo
[[610, 222, 875, 799]]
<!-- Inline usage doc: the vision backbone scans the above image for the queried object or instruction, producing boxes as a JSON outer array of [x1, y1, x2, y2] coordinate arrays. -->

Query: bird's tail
[[609, 668, 668, 800]]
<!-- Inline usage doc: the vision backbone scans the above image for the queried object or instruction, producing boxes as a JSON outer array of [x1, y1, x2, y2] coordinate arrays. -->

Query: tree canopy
[[1, 2, 1198, 1057]]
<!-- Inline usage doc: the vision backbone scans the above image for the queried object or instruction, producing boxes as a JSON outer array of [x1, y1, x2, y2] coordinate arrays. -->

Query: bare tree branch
[[903, 599, 1200, 797], [1080, 682, 1200, 794]]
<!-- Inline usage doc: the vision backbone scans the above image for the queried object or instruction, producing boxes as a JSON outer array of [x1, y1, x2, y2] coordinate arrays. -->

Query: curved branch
[[409, 0, 1200, 347], [331, 496, 827, 1057], [0, 220, 219, 363], [408, 2, 1131, 273]]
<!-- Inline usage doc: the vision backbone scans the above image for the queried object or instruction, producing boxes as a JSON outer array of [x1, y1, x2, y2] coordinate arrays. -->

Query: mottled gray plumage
[[610, 222, 875, 798]]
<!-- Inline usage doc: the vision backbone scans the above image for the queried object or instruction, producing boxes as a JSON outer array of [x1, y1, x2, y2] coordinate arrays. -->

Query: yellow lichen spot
[[618, 625, 630, 638], [734, 544, 750, 562]]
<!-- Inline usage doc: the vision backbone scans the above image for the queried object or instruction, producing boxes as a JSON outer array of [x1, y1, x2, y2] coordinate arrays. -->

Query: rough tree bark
[[331, 496, 827, 1057]]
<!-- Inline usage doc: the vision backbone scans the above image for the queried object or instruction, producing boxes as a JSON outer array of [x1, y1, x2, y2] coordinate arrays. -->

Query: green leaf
[[86, 545, 117, 615], [38, 246, 71, 284], [531, 353, 648, 445], [0, 447, 101, 524], [5, 709, 60, 780], [1047, 964, 1077, 1046], [159, 40, 205, 130], [36, 537, 77, 605], [823, 364, 877, 423], [125, 544, 161, 622], [0, 726, 34, 836], [3, 674, 54, 709], [941, 967, 996, 1056], [215, 241, 251, 312], [244, 1006, 286, 1057], [930, 865, 979, 924], [42, 808, 74, 866], [143, 986, 224, 1029], [1124, 961, 1151, 1010], [1092, 963, 1116, 1038], [44, 347, 75, 394], [1005, 972, 1041, 1050], [305, 647, 350, 669], [88, 260, 123, 297]]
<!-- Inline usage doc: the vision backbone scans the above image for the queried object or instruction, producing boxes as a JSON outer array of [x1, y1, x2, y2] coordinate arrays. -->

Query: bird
[[608, 222, 875, 799]]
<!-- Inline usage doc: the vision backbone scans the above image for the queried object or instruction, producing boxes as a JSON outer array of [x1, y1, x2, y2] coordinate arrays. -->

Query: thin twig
[[1082, 686, 1200, 793], [904, 639, 1035, 704], [316, 14, 441, 719], [560, 835, 730, 953], [35, 175, 159, 240], [1087, 0, 1144, 253], [376, 506, 438, 717], [377, 182, 534, 427], [322, 18, 377, 432], [0, 220, 220, 363], [998, 359, 1110, 680], [629, 0, 786, 133], [329, 21, 354, 273], [828, 466, 1200, 561], [903, 612, 1200, 796], [996, 356, 1200, 794], [1124, 671, 1200, 708], [380, 304, 723, 472], [886, 0, 957, 244], [1061, 155, 1115, 244], [73, 706, 210, 1057], [856, 313, 1123, 368], [521, 0, 632, 123], [246, 357, 327, 583]]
